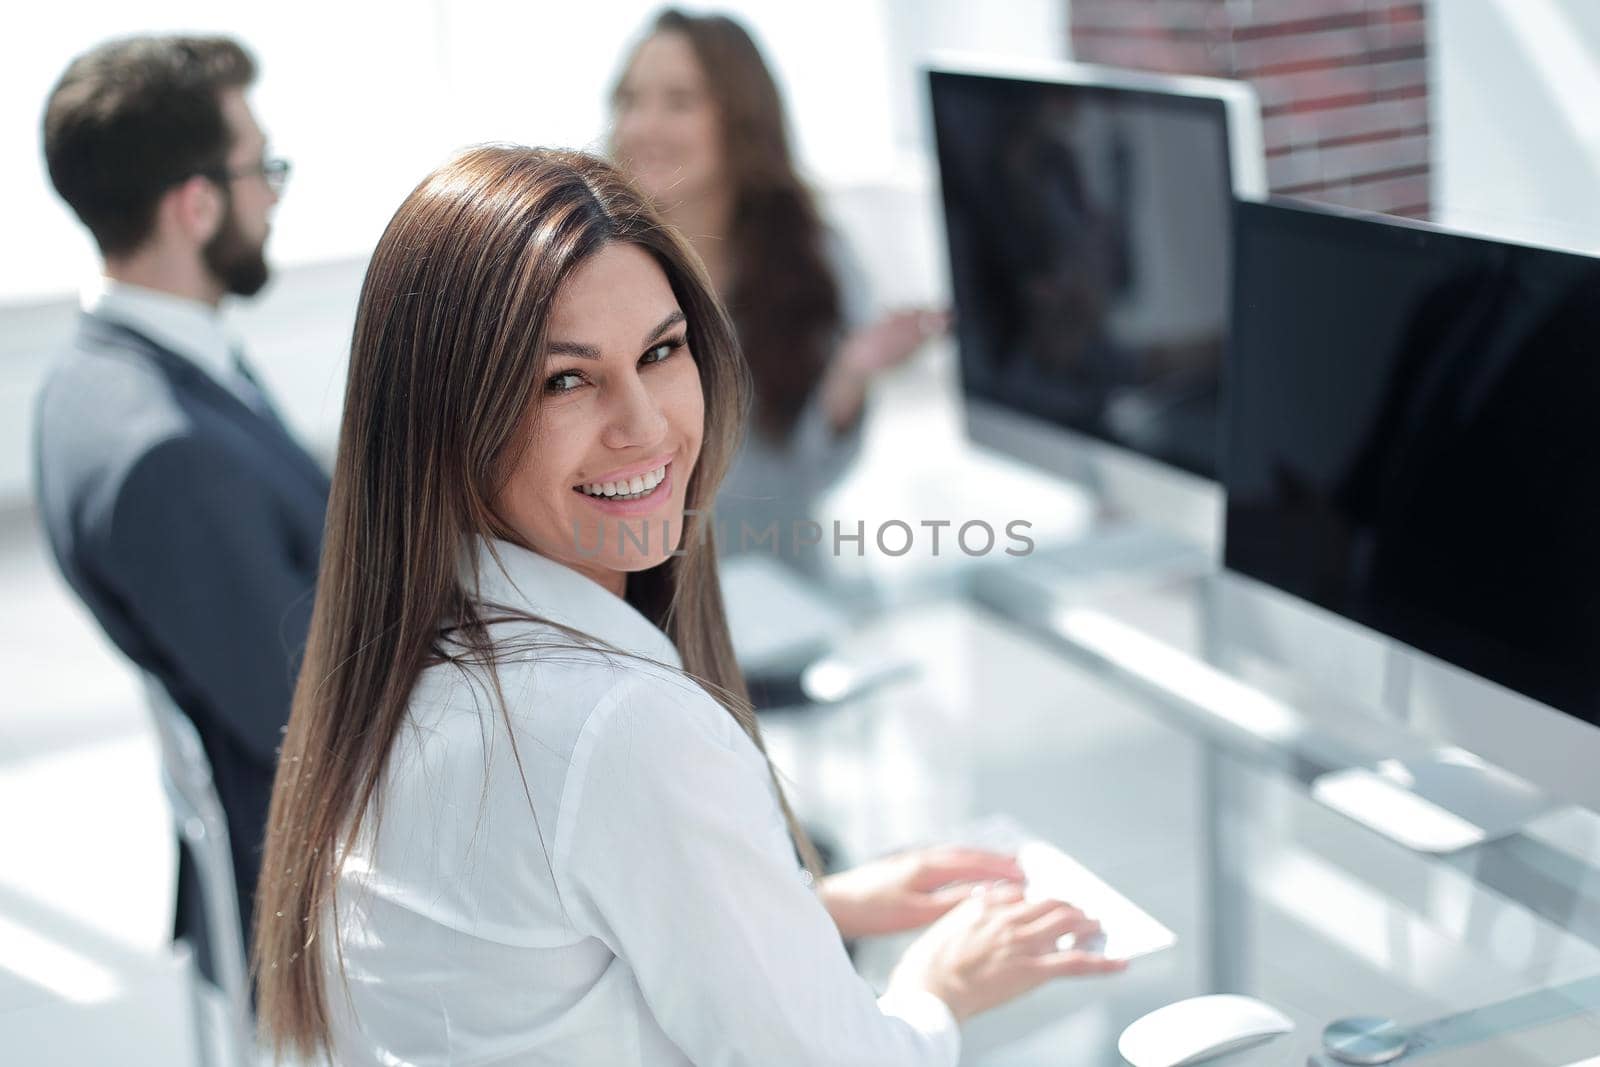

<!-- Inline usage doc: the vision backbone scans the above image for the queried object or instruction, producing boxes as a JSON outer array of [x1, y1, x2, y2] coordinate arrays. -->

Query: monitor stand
[[1311, 751, 1561, 853], [1014, 519, 1213, 601]]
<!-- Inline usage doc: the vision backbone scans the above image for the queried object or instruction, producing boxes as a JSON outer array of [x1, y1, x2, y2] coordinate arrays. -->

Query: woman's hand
[[888, 883, 1127, 1022], [818, 845, 1023, 940], [821, 307, 951, 432], [842, 308, 951, 377]]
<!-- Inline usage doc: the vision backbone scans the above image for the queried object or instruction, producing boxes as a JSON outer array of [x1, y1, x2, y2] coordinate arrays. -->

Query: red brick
[[1263, 95, 1430, 149], [1316, 132, 1430, 185], [1067, 0, 1432, 217], [1071, 23, 1213, 42], [1226, 0, 1373, 25], [1378, 2, 1428, 23], [1256, 55, 1427, 113], [1268, 122, 1432, 158], [1236, 41, 1424, 79], [1370, 56, 1427, 92], [1232, 11, 1371, 39], [1279, 168, 1431, 215], [1368, 10, 1429, 49], [1074, 34, 1228, 76], [1268, 148, 1324, 188], [1380, 82, 1429, 103], [1231, 27, 1370, 73], [1071, 0, 1214, 34], [1252, 63, 1380, 109], [1320, 123, 1430, 152]]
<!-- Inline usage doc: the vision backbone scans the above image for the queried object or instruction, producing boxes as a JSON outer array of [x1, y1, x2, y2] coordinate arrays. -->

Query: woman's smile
[[573, 458, 675, 516]]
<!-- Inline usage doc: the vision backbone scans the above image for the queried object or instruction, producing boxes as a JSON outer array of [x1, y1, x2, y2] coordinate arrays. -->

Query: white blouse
[[325, 538, 959, 1066]]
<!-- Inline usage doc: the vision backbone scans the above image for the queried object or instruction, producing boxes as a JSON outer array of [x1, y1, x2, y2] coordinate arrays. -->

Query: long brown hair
[[252, 145, 819, 1060], [613, 9, 844, 442]]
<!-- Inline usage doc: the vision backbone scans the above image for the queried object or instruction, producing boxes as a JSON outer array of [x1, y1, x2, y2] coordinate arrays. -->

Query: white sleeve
[[552, 671, 959, 1067]]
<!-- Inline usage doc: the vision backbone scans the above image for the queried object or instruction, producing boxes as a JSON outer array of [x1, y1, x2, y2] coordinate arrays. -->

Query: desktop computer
[[928, 57, 1265, 583], [1222, 196, 1600, 825]]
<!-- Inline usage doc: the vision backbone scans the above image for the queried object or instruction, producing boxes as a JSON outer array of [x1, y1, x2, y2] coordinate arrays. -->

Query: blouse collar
[[467, 537, 683, 671]]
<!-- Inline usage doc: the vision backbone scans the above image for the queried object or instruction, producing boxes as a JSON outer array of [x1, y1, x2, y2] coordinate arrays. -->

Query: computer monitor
[[1223, 197, 1600, 811], [928, 57, 1265, 550]]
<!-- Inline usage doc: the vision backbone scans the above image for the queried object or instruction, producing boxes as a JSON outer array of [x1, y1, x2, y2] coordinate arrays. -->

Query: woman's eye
[[545, 370, 585, 394], [642, 338, 683, 365]]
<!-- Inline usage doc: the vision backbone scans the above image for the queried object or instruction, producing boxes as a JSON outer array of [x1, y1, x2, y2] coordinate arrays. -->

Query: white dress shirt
[[326, 538, 960, 1066], [81, 277, 264, 410]]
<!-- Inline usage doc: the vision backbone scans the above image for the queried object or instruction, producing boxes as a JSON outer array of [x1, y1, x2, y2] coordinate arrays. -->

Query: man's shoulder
[[36, 342, 193, 485], [34, 323, 264, 529], [38, 323, 187, 435], [35, 316, 282, 476]]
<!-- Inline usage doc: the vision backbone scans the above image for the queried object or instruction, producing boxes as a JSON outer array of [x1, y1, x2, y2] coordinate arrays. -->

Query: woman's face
[[496, 241, 705, 593], [612, 31, 725, 208]]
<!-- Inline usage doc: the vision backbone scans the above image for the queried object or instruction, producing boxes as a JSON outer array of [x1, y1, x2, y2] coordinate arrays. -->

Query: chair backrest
[[138, 672, 257, 1067], [141, 676, 217, 824]]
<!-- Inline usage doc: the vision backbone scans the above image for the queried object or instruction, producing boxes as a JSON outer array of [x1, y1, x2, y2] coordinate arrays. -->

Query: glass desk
[[756, 586, 1600, 1066]]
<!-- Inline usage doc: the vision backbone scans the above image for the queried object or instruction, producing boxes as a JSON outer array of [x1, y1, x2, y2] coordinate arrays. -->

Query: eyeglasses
[[203, 157, 292, 195]]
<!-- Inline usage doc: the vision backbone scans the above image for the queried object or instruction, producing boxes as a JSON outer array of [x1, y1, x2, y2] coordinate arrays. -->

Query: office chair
[[139, 672, 256, 1067]]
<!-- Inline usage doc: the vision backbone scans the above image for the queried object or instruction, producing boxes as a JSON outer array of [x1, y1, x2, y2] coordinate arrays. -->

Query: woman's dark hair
[[613, 9, 844, 442], [42, 35, 256, 255], [252, 145, 819, 1061]]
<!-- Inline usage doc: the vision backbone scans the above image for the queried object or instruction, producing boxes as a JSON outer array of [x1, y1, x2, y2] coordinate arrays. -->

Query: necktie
[[229, 348, 286, 428]]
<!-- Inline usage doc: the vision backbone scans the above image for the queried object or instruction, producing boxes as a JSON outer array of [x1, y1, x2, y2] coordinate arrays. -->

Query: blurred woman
[[251, 146, 1121, 1066], [610, 9, 945, 568]]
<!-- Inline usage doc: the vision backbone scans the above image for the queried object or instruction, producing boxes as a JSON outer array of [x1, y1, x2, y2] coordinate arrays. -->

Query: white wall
[[1433, 0, 1600, 252], [2, 0, 1073, 304], [2, 0, 446, 303], [0, 0, 909, 304], [0, 1, 1068, 503]]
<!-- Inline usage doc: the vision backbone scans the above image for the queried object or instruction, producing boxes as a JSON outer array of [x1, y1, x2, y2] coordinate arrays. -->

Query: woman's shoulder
[[820, 224, 873, 331], [401, 634, 735, 775], [364, 644, 738, 877], [579, 657, 744, 757]]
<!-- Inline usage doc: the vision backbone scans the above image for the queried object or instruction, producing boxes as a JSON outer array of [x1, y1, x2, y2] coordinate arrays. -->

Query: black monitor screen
[[1225, 199, 1600, 723], [930, 69, 1236, 478]]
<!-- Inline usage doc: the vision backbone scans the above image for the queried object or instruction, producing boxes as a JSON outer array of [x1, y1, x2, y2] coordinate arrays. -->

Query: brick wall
[[1069, 0, 1431, 218]]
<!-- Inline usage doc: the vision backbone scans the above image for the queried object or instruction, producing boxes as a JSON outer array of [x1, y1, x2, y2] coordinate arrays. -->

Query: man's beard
[[203, 203, 269, 297]]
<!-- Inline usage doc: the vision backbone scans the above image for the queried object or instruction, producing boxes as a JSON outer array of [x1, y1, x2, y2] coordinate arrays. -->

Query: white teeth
[[578, 464, 669, 499]]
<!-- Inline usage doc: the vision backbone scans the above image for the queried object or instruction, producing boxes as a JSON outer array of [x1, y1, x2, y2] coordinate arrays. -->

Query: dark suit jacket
[[33, 312, 329, 970]]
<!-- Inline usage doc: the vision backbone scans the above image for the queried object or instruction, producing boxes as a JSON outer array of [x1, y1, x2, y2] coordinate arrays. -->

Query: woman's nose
[[615, 105, 651, 152], [601, 373, 668, 451]]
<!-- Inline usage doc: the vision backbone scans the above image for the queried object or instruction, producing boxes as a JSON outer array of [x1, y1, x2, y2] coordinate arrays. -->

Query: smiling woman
[[249, 144, 771, 1061], [609, 9, 949, 571], [497, 243, 705, 593], [252, 144, 1119, 1067]]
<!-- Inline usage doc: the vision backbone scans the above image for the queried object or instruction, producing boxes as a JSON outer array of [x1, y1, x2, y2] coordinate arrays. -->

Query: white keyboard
[[954, 815, 1177, 962]]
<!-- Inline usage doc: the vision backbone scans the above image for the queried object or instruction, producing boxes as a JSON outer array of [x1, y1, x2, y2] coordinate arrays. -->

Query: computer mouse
[[1117, 994, 1294, 1067]]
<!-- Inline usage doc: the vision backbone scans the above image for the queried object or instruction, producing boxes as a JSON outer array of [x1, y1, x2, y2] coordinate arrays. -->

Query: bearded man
[[34, 34, 329, 983]]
